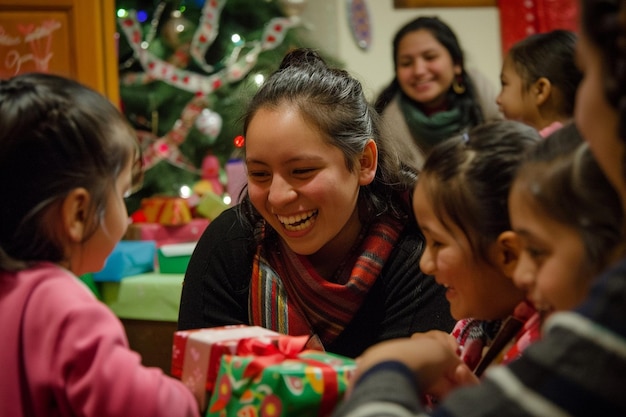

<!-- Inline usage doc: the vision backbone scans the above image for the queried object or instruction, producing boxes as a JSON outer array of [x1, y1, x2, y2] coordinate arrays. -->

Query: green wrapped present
[[206, 343, 356, 417], [157, 242, 196, 274]]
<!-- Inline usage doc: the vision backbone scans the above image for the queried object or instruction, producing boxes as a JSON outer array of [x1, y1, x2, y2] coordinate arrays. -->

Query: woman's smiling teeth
[[277, 210, 318, 231]]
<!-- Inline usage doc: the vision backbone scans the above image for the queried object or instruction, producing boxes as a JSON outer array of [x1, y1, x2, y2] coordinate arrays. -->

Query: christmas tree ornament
[[195, 108, 223, 139], [161, 10, 195, 50], [278, 0, 308, 18], [233, 135, 245, 148]]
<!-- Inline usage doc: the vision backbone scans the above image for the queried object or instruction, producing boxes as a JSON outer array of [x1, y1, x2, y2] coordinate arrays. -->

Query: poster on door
[[0, 11, 71, 79]]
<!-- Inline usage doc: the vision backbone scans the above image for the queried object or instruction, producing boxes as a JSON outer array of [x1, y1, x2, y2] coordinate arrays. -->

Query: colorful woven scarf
[[249, 214, 403, 348], [453, 300, 540, 375], [452, 317, 502, 372]]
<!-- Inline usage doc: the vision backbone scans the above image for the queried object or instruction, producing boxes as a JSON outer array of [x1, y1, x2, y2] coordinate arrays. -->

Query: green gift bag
[[206, 350, 356, 417]]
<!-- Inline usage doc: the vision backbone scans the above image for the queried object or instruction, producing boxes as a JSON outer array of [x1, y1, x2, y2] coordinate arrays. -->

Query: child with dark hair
[[179, 48, 454, 359], [413, 120, 541, 377], [0, 73, 200, 417], [375, 16, 502, 168], [510, 122, 622, 317], [497, 29, 582, 137]]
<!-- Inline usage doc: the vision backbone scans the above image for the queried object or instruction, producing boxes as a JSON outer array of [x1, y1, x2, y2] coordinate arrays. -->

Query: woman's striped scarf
[[249, 214, 403, 348]]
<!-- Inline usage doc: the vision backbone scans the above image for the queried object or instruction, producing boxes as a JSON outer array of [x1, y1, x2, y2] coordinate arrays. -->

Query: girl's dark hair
[[508, 29, 582, 117], [238, 48, 417, 229], [418, 120, 541, 262], [374, 16, 484, 126], [514, 123, 622, 274], [0, 73, 140, 270]]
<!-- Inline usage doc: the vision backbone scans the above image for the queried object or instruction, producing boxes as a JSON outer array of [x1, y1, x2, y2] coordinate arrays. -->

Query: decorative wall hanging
[[347, 0, 371, 51]]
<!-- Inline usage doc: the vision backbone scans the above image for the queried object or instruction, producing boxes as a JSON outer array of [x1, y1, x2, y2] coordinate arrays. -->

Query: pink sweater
[[0, 262, 200, 417]]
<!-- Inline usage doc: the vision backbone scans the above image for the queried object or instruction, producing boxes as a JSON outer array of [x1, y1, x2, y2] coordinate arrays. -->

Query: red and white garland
[[118, 0, 299, 95], [118, 0, 300, 173]]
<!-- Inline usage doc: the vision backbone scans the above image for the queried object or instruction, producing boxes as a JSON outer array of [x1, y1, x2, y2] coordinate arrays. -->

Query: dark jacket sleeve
[[177, 207, 254, 330]]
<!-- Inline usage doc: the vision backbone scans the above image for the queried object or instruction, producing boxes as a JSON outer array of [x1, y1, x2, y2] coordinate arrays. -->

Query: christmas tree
[[115, 0, 326, 213]]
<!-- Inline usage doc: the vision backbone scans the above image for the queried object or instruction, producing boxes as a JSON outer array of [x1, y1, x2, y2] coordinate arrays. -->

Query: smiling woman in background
[[375, 16, 501, 168]]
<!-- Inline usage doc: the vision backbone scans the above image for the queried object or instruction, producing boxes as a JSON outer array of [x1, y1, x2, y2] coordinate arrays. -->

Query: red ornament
[[234, 135, 245, 148]]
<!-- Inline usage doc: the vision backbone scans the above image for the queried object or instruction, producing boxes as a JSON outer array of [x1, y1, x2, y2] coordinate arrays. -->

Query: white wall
[[298, 1, 502, 101]]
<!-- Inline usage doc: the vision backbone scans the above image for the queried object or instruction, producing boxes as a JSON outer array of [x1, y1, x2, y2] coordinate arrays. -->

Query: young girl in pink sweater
[[0, 73, 200, 417]]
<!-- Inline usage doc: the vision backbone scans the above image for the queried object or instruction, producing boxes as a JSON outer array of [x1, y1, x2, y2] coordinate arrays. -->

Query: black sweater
[[178, 206, 454, 358]]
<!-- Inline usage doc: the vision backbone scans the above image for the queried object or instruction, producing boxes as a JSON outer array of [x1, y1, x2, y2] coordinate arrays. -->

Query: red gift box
[[171, 325, 282, 409], [125, 218, 209, 247]]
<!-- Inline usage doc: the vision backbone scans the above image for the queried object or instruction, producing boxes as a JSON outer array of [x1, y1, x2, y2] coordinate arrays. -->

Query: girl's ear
[[494, 230, 521, 279], [533, 77, 552, 107], [358, 139, 378, 186], [61, 188, 91, 243]]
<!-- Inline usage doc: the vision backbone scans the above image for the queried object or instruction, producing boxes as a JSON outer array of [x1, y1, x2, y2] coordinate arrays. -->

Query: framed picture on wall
[[394, 0, 496, 7]]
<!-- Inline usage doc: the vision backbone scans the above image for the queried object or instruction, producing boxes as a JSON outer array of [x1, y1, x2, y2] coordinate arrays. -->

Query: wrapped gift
[[124, 218, 210, 246], [93, 241, 156, 282], [171, 325, 282, 410], [100, 272, 184, 322], [139, 196, 192, 225], [195, 192, 229, 220], [206, 341, 356, 417], [157, 242, 196, 273]]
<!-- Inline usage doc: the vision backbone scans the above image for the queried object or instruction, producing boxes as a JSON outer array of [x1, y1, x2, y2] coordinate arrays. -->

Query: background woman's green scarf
[[398, 93, 470, 152]]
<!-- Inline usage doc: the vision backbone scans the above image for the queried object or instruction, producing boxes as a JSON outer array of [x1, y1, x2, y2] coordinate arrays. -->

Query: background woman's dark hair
[[418, 120, 540, 262], [0, 73, 139, 271], [374, 16, 485, 127], [238, 48, 418, 231], [513, 122, 622, 274], [508, 29, 582, 117]]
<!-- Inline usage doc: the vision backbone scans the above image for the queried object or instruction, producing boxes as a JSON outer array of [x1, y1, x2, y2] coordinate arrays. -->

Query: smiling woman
[[177, 48, 455, 358], [375, 16, 502, 169]]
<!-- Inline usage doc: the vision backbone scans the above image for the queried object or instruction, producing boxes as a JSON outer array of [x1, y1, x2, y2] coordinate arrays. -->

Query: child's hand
[[351, 335, 467, 395], [424, 356, 479, 403], [409, 331, 479, 400]]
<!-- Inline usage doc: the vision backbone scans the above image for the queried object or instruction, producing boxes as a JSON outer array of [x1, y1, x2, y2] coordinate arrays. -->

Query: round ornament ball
[[195, 108, 223, 139], [161, 11, 195, 49]]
